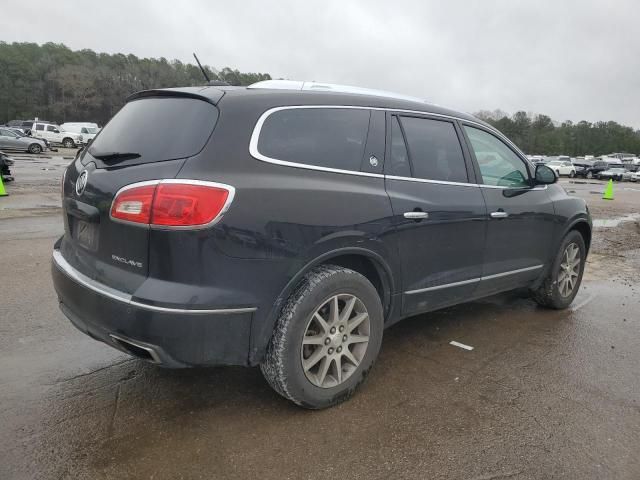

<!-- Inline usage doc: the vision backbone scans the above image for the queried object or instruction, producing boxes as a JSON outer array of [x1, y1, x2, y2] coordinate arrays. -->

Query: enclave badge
[[75, 170, 88, 196]]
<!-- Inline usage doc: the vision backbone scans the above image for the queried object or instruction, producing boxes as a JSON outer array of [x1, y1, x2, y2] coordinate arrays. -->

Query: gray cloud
[[4, 0, 640, 127]]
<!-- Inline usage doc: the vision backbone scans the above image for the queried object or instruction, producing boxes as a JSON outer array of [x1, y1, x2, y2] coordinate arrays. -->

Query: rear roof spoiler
[[127, 86, 226, 105]]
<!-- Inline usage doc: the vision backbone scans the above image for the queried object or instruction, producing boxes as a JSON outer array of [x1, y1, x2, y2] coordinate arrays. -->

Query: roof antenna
[[193, 53, 211, 83]]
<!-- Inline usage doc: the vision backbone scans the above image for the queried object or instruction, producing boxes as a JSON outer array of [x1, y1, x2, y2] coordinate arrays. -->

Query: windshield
[[87, 97, 218, 165]]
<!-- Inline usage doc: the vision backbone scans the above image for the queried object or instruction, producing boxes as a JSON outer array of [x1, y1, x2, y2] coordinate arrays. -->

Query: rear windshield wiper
[[89, 150, 141, 161]]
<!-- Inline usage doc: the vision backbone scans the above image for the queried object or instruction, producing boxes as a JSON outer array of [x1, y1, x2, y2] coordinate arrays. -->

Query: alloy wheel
[[301, 294, 370, 388], [558, 243, 581, 297]]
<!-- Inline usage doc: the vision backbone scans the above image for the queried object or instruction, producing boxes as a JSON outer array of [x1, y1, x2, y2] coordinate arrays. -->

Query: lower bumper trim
[[52, 249, 257, 315]]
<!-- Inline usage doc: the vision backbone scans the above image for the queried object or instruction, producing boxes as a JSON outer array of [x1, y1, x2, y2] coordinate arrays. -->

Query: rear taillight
[[110, 180, 234, 228]]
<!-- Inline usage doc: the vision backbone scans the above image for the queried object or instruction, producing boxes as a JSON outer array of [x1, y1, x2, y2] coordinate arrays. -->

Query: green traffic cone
[[602, 179, 614, 200], [0, 174, 7, 197]]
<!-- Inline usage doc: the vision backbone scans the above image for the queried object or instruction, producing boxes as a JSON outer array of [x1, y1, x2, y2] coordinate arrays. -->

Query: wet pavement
[[1, 157, 639, 479]]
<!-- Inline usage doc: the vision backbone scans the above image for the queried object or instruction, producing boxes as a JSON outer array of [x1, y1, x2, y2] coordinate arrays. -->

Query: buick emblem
[[75, 171, 88, 196]]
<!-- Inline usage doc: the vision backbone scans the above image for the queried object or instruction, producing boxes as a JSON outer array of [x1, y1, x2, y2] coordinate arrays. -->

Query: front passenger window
[[464, 126, 530, 188]]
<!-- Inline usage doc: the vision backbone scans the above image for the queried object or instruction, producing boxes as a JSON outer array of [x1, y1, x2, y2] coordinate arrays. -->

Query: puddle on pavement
[[592, 213, 640, 228]]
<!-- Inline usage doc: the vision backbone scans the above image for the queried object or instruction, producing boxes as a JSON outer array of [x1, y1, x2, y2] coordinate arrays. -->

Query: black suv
[[52, 81, 592, 408]]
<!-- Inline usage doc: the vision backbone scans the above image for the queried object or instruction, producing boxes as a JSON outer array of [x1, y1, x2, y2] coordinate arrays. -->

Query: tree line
[[475, 110, 640, 156], [0, 42, 271, 126], [2, 42, 638, 156]]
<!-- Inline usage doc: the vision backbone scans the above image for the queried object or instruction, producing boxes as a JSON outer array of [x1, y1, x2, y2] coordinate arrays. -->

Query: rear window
[[88, 97, 218, 164], [257, 108, 370, 172]]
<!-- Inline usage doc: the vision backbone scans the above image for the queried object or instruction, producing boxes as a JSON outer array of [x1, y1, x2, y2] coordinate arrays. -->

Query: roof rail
[[247, 80, 426, 103]]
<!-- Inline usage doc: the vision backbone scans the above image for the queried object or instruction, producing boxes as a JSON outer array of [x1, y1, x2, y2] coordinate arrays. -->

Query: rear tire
[[586, 171, 593, 179], [261, 265, 384, 409], [531, 230, 586, 309], [569, 171, 575, 178]]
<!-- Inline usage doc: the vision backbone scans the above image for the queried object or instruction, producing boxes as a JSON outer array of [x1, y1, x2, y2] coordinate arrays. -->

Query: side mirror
[[535, 164, 557, 185]]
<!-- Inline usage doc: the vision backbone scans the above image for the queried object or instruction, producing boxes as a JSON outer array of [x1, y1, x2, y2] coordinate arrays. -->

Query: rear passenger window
[[257, 108, 370, 171], [399, 117, 468, 183]]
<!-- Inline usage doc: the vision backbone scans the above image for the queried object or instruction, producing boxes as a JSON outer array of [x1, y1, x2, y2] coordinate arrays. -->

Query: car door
[[32, 123, 46, 141], [46, 125, 61, 143], [0, 129, 12, 149], [0, 128, 22, 150], [384, 113, 487, 316], [460, 124, 555, 297]]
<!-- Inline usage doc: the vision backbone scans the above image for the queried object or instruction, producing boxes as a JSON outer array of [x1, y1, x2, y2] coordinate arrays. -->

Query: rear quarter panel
[[176, 95, 399, 363]]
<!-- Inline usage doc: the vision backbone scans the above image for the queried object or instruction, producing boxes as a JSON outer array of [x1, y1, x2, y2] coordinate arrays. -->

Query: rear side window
[[89, 97, 218, 163], [35, 124, 44, 131], [257, 108, 370, 171], [399, 116, 468, 183]]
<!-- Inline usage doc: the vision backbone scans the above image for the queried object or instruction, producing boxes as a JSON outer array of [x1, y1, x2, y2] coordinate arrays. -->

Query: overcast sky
[[4, 0, 640, 127]]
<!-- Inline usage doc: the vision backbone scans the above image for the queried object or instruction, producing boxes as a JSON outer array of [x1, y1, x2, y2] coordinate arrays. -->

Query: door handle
[[490, 211, 509, 219], [404, 211, 429, 219]]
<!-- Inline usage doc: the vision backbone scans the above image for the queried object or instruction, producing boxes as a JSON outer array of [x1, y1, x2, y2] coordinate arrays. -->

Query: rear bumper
[[52, 249, 256, 367]]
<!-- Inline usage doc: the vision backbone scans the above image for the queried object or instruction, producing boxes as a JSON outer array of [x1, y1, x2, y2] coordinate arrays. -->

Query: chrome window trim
[[52, 249, 256, 315], [109, 179, 236, 230], [385, 175, 479, 188], [404, 264, 544, 295], [248, 105, 534, 187]]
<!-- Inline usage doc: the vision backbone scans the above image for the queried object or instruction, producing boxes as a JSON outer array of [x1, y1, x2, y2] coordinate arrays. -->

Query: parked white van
[[60, 123, 100, 144]]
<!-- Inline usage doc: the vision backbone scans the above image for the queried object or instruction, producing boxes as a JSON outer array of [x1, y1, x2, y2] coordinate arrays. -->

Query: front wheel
[[569, 171, 576, 178], [531, 230, 586, 309], [261, 265, 384, 409], [62, 138, 75, 149], [28, 143, 42, 154], [586, 171, 593, 179]]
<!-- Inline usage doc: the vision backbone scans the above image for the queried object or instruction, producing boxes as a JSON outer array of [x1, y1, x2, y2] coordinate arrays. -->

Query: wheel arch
[[249, 247, 397, 366], [568, 219, 592, 253], [282, 247, 395, 321], [532, 216, 591, 291]]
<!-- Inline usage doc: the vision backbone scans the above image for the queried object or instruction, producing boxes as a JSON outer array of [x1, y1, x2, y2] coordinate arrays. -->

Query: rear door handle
[[490, 211, 509, 219], [404, 211, 429, 219]]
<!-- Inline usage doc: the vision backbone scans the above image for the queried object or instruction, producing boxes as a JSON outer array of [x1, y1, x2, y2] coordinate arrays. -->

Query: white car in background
[[546, 160, 576, 178], [60, 123, 100, 144], [629, 170, 640, 182], [31, 121, 83, 148], [599, 166, 631, 181]]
